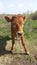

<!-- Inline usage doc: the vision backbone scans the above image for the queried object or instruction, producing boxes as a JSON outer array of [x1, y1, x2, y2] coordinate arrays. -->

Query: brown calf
[[5, 15, 29, 55]]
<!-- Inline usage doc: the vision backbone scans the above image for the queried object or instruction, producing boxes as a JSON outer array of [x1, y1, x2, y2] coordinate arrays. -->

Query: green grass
[[0, 18, 37, 43], [0, 18, 37, 38], [0, 18, 37, 62], [23, 19, 37, 40], [0, 19, 11, 36]]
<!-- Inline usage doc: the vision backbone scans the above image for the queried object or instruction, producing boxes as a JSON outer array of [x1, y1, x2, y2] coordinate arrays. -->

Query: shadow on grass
[[0, 35, 12, 56], [0, 35, 27, 56]]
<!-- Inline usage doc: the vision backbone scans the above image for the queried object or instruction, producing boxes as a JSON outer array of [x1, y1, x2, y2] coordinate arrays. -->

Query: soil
[[0, 40, 37, 65]]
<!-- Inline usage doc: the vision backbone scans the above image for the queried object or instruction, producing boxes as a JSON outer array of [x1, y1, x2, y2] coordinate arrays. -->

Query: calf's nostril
[[18, 33, 23, 36]]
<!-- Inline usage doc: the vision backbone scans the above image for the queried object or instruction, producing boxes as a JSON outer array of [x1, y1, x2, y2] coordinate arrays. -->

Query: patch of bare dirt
[[0, 40, 37, 65], [0, 49, 37, 65]]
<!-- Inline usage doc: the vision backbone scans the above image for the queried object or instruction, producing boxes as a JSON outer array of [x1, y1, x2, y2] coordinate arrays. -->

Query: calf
[[5, 15, 29, 55]]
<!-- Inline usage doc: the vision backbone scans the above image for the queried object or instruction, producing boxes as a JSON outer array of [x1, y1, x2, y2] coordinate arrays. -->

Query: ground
[[0, 18, 37, 65], [0, 39, 37, 65]]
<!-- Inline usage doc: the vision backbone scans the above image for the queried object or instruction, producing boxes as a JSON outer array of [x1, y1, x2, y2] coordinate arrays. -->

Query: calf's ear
[[5, 16, 11, 22], [23, 16, 26, 20], [23, 16, 27, 22]]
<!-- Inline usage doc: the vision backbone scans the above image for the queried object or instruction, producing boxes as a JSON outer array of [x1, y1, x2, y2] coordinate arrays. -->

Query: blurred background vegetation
[[0, 11, 37, 54]]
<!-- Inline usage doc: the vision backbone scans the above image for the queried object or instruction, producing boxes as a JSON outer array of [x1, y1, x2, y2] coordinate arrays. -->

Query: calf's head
[[5, 15, 26, 36]]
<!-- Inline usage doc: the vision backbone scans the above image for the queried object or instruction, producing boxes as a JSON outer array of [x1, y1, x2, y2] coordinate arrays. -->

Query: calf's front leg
[[11, 37, 15, 52], [21, 36, 29, 55]]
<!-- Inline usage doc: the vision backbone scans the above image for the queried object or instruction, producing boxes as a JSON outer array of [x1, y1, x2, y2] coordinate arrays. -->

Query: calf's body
[[5, 15, 29, 55]]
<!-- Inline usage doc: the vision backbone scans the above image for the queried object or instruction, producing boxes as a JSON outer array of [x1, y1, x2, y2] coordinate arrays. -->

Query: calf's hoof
[[26, 51, 30, 55]]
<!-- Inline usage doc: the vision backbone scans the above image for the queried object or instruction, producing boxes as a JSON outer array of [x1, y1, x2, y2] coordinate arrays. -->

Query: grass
[[0, 18, 37, 62], [0, 18, 37, 45], [23, 19, 37, 39], [0, 19, 11, 36]]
